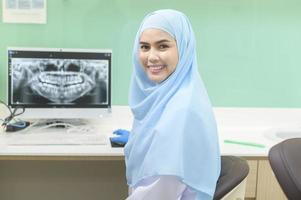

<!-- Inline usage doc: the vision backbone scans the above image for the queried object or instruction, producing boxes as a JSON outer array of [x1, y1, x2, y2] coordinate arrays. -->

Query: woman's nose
[[148, 49, 159, 63]]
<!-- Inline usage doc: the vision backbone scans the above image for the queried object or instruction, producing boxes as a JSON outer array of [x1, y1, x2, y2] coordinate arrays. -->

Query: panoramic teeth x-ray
[[11, 58, 108, 104]]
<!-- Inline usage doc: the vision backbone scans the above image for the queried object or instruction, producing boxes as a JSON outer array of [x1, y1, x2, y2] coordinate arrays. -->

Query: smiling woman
[[139, 29, 179, 83], [123, 9, 221, 200]]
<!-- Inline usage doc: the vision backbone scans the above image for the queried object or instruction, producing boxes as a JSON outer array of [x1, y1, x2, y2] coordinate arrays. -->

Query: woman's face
[[139, 28, 179, 83]]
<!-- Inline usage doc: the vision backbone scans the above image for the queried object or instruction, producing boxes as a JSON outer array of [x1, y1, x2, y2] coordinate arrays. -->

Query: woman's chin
[[148, 74, 164, 83]]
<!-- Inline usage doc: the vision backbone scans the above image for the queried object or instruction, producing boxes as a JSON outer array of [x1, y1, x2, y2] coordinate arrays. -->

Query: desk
[[1, 106, 301, 200], [0, 106, 131, 200]]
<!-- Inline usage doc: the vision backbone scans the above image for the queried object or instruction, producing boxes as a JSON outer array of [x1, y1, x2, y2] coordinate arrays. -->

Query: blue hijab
[[125, 9, 221, 199]]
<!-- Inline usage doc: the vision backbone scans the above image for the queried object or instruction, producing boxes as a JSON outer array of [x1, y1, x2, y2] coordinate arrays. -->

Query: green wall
[[1, 0, 301, 107]]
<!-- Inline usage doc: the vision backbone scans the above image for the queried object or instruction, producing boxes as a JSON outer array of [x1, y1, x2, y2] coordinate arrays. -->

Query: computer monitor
[[8, 47, 111, 119]]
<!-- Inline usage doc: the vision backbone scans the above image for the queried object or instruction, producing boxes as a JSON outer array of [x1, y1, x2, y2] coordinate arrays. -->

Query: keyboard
[[3, 131, 107, 145]]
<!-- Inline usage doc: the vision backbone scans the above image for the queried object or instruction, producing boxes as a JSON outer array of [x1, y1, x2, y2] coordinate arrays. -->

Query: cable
[[0, 100, 12, 128], [12, 107, 25, 117], [34, 122, 76, 131], [0, 100, 10, 109], [0, 100, 27, 131], [0, 100, 12, 117], [13, 120, 95, 135], [1, 100, 25, 123]]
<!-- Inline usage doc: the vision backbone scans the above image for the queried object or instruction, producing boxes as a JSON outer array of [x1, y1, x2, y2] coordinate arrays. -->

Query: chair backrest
[[213, 156, 249, 200], [268, 138, 301, 200]]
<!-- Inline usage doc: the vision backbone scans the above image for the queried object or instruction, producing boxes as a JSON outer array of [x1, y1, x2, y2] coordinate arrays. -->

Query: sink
[[275, 130, 301, 139], [264, 127, 301, 141]]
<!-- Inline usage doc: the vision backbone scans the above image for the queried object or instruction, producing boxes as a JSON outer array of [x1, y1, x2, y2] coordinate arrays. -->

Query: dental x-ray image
[[11, 58, 108, 105]]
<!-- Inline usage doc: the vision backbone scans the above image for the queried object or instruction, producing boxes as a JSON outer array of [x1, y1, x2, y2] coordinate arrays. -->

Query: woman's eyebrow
[[139, 39, 172, 44], [156, 39, 171, 44]]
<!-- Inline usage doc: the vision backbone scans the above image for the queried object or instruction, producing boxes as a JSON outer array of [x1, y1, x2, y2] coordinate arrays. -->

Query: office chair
[[213, 156, 249, 200], [268, 138, 301, 200]]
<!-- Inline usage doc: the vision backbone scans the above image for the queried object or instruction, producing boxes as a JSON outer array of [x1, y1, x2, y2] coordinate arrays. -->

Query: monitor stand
[[31, 118, 89, 129]]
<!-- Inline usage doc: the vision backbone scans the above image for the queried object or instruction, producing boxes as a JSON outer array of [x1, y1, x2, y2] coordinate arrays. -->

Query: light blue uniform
[[125, 9, 221, 200], [127, 176, 196, 200]]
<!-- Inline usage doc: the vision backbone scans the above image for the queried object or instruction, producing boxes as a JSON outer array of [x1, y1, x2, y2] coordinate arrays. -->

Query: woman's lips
[[148, 65, 166, 74]]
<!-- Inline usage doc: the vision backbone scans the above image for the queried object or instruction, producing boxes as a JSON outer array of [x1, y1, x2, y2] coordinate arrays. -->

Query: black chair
[[268, 138, 301, 200], [213, 156, 249, 200]]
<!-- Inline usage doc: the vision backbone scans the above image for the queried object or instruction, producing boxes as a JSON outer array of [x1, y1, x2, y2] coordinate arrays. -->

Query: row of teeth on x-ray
[[31, 75, 94, 103], [12, 58, 108, 103], [12, 59, 108, 79], [39, 72, 84, 86]]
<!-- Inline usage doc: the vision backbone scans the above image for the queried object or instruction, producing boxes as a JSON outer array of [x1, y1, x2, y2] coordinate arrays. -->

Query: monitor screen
[[8, 47, 111, 118]]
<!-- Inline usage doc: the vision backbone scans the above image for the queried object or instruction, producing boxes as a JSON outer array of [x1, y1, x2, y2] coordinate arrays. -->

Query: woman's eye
[[159, 44, 169, 50], [140, 45, 150, 51]]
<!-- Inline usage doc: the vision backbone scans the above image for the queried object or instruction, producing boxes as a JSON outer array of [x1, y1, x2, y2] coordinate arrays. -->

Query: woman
[[115, 9, 221, 200]]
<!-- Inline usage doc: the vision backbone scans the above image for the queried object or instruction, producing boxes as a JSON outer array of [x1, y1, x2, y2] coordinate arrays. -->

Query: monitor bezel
[[7, 47, 111, 109]]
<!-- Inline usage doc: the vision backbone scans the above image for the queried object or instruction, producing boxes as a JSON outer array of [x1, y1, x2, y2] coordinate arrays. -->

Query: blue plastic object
[[110, 129, 130, 145]]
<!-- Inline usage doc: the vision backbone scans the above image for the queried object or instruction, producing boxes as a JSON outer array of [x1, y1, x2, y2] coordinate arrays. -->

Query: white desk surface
[[1, 105, 301, 159]]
